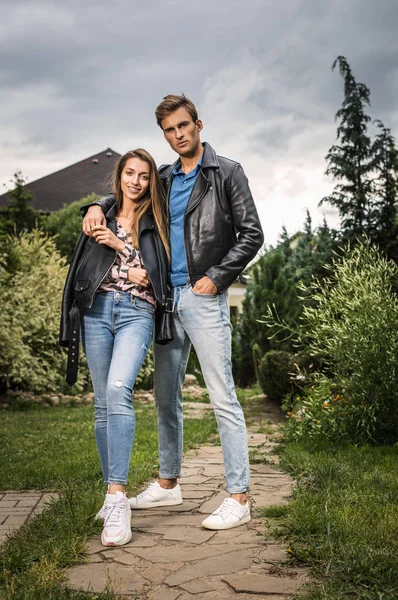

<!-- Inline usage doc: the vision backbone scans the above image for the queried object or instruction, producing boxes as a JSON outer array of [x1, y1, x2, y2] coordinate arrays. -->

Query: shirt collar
[[172, 154, 203, 176]]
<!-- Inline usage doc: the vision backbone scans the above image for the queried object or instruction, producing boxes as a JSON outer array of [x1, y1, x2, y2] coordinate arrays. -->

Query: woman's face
[[121, 157, 150, 204]]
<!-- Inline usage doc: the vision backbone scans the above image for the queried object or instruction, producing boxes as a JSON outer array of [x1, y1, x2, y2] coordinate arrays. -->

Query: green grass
[[262, 441, 398, 600], [0, 399, 218, 599]]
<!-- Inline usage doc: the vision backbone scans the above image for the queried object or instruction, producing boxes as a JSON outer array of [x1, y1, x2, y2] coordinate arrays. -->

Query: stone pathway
[[66, 399, 308, 599], [0, 491, 59, 544]]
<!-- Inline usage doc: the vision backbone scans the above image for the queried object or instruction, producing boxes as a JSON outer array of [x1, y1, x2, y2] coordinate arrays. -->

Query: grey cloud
[[2, 0, 398, 243]]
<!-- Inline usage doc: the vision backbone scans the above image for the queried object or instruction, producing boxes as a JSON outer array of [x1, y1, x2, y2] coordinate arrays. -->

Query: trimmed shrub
[[253, 347, 295, 402]]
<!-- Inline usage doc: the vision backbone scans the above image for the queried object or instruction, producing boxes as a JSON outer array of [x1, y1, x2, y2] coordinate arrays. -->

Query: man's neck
[[179, 144, 204, 174]]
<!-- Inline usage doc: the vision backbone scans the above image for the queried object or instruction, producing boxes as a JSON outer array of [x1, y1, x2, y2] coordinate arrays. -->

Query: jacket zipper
[[183, 170, 209, 283], [153, 229, 167, 306]]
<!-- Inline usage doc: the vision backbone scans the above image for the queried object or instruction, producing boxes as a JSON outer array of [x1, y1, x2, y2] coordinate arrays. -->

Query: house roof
[[0, 148, 121, 212]]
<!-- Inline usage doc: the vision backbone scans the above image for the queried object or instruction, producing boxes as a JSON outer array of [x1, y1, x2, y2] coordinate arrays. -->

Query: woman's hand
[[91, 225, 125, 252], [128, 267, 150, 287], [83, 206, 106, 236]]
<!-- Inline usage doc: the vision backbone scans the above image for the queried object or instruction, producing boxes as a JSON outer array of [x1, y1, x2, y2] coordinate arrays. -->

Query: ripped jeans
[[81, 291, 154, 485]]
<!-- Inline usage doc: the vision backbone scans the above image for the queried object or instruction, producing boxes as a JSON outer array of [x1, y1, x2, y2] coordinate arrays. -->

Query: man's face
[[161, 107, 203, 157]]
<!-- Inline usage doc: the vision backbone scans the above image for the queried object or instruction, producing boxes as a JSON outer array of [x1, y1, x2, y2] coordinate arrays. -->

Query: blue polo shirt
[[169, 157, 202, 287]]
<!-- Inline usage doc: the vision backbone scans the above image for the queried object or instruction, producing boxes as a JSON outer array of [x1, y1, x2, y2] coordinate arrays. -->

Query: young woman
[[59, 149, 170, 547]]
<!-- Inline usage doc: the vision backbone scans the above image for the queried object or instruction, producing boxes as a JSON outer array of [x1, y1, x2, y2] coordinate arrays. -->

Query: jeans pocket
[[190, 287, 219, 298], [133, 297, 156, 314]]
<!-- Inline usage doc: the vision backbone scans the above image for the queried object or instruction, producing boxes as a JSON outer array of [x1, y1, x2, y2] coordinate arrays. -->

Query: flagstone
[[113, 553, 139, 566], [141, 566, 170, 583], [222, 573, 304, 595], [67, 562, 147, 594], [120, 534, 158, 547], [161, 526, 216, 544], [128, 543, 252, 563], [251, 464, 282, 474], [197, 491, 228, 514], [179, 577, 220, 594], [209, 529, 266, 545], [86, 539, 107, 555], [202, 467, 226, 478], [178, 475, 212, 484], [86, 554, 104, 564], [260, 545, 288, 562], [198, 447, 224, 455], [133, 514, 204, 527], [148, 588, 181, 600], [181, 468, 204, 476], [161, 562, 186, 571], [180, 490, 212, 499], [165, 549, 254, 586]]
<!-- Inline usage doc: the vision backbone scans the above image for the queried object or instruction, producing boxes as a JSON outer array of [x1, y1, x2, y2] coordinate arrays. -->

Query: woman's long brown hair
[[112, 149, 170, 259]]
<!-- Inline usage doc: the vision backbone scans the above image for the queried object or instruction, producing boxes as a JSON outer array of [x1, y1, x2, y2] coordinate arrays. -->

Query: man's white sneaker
[[101, 491, 132, 546], [201, 498, 250, 530], [129, 481, 183, 509]]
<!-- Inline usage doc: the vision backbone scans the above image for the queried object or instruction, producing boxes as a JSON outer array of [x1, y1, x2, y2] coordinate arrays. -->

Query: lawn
[[0, 399, 218, 599], [262, 441, 398, 600]]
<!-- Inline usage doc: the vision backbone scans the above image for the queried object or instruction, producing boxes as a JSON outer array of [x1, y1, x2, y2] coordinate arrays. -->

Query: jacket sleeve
[[205, 163, 264, 292], [59, 232, 88, 346], [80, 194, 116, 217]]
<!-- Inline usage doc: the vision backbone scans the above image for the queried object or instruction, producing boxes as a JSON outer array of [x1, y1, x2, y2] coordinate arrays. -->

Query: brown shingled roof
[[0, 148, 121, 212]]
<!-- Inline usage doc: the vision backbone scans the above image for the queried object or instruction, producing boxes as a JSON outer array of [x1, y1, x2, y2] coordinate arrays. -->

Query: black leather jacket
[[84, 142, 264, 292], [59, 204, 168, 385]]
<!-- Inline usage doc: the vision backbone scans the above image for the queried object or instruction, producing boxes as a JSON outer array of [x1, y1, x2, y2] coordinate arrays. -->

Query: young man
[[83, 95, 264, 530]]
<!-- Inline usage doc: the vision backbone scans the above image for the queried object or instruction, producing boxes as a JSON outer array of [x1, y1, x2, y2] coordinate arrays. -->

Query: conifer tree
[[237, 250, 300, 385], [370, 120, 398, 261], [320, 56, 373, 239], [0, 171, 38, 238]]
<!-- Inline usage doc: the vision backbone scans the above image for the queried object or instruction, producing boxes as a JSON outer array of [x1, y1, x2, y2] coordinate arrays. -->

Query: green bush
[[285, 240, 398, 444], [253, 347, 295, 402], [0, 231, 90, 394], [0, 229, 155, 396], [237, 251, 301, 386], [43, 193, 99, 260]]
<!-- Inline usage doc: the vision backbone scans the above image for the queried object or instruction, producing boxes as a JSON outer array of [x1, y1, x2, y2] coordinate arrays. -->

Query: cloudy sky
[[1, 0, 398, 244]]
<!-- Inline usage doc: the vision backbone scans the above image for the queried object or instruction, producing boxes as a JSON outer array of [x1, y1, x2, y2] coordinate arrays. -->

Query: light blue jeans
[[154, 284, 250, 493], [81, 292, 154, 485]]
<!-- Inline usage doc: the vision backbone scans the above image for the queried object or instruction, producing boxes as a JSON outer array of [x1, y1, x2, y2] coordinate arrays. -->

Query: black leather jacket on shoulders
[[59, 202, 169, 385], [83, 142, 264, 292]]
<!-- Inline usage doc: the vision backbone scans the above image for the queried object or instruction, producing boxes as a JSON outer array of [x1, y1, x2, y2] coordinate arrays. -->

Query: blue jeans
[[81, 292, 154, 485], [154, 284, 250, 493]]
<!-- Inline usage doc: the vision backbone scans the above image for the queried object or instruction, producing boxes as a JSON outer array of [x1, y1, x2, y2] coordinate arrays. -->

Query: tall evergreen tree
[[370, 120, 398, 261], [320, 56, 373, 239], [289, 213, 335, 285]]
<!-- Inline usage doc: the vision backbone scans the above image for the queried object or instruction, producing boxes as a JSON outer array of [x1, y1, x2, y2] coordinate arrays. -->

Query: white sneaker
[[101, 491, 132, 546], [95, 493, 114, 521], [201, 498, 250, 530], [129, 481, 183, 509]]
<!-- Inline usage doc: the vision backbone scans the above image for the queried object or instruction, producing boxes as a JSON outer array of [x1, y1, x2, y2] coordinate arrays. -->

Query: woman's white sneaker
[[128, 481, 183, 509], [101, 491, 132, 546], [201, 498, 250, 530]]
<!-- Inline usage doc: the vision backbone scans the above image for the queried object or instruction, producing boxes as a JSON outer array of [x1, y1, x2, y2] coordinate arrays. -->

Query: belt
[[66, 301, 80, 386]]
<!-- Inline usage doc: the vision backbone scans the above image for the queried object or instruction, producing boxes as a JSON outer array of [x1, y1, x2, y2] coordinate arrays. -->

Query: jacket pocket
[[75, 280, 90, 292]]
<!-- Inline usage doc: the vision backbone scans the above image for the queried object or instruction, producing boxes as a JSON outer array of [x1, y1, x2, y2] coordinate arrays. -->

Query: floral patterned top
[[98, 221, 156, 307]]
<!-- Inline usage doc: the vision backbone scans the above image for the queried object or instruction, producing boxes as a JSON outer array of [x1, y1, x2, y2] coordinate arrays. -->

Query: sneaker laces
[[137, 482, 159, 499], [213, 498, 238, 516], [97, 503, 110, 519], [104, 501, 125, 528]]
